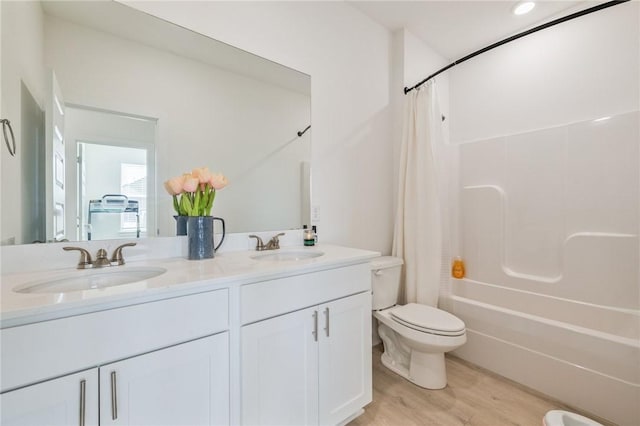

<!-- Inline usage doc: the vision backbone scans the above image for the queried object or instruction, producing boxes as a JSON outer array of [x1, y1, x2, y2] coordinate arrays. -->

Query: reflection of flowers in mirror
[[164, 167, 228, 217]]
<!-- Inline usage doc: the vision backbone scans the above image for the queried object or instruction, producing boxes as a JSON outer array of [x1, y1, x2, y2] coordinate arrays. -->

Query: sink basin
[[14, 266, 167, 294], [251, 250, 324, 262]]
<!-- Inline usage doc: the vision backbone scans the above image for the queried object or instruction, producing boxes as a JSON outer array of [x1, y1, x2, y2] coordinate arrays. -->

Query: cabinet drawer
[[1, 288, 228, 392], [241, 263, 370, 324]]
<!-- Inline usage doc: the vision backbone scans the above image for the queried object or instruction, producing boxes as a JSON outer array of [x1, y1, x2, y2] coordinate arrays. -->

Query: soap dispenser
[[451, 257, 465, 279], [303, 225, 315, 246]]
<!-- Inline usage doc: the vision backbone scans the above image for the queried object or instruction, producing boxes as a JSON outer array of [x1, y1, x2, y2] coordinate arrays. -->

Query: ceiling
[[347, 1, 595, 60]]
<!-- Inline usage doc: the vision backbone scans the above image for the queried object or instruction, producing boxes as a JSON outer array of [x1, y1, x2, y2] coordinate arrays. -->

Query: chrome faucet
[[249, 233, 285, 251], [63, 243, 137, 269]]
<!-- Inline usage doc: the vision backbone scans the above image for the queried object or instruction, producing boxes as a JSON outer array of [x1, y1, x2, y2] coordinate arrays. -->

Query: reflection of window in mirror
[[120, 163, 147, 234]]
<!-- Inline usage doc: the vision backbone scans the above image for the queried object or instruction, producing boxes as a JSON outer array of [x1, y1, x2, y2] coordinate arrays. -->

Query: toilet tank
[[370, 256, 404, 310]]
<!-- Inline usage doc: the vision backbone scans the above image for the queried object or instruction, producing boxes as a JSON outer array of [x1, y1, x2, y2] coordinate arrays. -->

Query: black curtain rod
[[404, 0, 630, 94], [297, 125, 311, 137]]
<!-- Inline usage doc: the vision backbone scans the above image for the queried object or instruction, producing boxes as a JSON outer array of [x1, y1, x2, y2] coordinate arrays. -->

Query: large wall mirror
[[1, 0, 311, 245]]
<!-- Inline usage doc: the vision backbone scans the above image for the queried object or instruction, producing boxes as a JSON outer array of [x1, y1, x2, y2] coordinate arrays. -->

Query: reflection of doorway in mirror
[[78, 143, 149, 241], [65, 106, 157, 242]]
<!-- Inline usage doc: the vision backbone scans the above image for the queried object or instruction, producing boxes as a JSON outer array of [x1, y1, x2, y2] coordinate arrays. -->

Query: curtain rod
[[297, 125, 311, 137], [404, 0, 630, 94]]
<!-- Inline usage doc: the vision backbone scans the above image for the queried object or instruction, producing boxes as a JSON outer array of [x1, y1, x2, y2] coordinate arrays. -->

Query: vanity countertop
[[0, 244, 379, 328]]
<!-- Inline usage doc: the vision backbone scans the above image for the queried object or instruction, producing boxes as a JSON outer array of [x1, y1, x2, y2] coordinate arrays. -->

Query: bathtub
[[447, 278, 640, 426]]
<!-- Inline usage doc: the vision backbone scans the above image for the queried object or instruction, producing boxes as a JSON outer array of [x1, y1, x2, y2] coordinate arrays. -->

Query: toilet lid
[[390, 303, 466, 336]]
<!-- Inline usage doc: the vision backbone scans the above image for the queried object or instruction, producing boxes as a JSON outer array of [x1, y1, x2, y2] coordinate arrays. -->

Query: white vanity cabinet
[[1, 288, 230, 426], [1, 334, 229, 426], [99, 333, 229, 426], [1, 245, 378, 426], [240, 264, 372, 426], [242, 305, 319, 426], [1, 369, 99, 426]]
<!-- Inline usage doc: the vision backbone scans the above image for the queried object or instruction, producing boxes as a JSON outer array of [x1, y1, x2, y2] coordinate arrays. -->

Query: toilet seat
[[390, 303, 466, 337]]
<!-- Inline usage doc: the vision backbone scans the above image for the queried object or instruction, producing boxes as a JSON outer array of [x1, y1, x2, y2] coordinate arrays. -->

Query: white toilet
[[371, 256, 466, 389], [543, 410, 604, 426]]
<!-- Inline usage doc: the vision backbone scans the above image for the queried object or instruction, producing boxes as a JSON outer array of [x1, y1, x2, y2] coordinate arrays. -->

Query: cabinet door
[[1, 368, 98, 426], [99, 333, 229, 426], [242, 306, 319, 425], [319, 292, 372, 426]]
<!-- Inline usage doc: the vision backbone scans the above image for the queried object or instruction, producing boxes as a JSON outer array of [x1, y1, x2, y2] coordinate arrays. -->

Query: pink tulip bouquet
[[164, 167, 228, 216]]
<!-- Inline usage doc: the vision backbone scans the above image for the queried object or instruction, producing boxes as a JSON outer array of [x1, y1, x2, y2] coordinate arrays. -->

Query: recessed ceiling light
[[513, 1, 536, 15]]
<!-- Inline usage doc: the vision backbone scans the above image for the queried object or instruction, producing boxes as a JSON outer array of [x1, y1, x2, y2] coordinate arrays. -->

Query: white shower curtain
[[392, 81, 444, 307]]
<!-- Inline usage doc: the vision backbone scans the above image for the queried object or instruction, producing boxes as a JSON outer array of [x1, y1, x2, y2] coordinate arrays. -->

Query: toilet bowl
[[543, 410, 604, 426], [371, 256, 467, 389]]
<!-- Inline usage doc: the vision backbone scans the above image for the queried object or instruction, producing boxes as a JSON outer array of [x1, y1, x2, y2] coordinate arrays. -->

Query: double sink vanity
[[1, 238, 379, 426]]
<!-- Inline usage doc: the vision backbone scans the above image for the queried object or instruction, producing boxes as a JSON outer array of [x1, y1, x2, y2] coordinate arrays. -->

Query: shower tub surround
[[450, 111, 639, 425], [0, 235, 378, 426]]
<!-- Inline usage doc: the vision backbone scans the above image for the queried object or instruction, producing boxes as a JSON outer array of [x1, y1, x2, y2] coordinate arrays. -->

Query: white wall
[[0, 2, 46, 245], [449, 2, 639, 143], [123, 1, 394, 253]]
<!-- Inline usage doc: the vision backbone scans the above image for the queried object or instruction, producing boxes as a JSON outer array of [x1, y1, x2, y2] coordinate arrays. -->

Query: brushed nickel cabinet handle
[[324, 307, 330, 337], [312, 311, 318, 342], [110, 371, 118, 420], [79, 379, 86, 426]]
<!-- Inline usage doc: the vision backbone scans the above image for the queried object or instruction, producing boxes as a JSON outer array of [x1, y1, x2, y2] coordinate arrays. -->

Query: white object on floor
[[371, 256, 466, 389], [543, 410, 604, 426]]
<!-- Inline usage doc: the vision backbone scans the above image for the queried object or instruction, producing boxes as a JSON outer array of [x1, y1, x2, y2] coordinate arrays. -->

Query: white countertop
[[1, 244, 379, 328]]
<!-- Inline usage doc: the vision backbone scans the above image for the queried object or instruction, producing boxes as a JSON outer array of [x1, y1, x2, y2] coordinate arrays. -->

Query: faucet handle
[[63, 246, 93, 269], [270, 233, 285, 249], [111, 242, 137, 266], [248, 235, 265, 251]]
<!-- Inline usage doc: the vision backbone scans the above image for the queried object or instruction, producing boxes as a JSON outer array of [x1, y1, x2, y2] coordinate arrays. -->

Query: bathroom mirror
[[0, 0, 311, 245]]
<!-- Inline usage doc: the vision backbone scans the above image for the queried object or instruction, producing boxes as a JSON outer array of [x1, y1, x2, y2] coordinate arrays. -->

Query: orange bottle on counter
[[452, 257, 465, 279]]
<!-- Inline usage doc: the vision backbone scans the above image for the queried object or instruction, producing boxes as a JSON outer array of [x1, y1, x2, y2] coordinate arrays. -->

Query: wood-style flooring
[[349, 345, 613, 426]]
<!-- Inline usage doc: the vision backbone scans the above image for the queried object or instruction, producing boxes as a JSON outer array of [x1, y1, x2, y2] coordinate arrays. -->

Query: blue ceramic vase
[[174, 215, 188, 236], [187, 216, 226, 260]]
